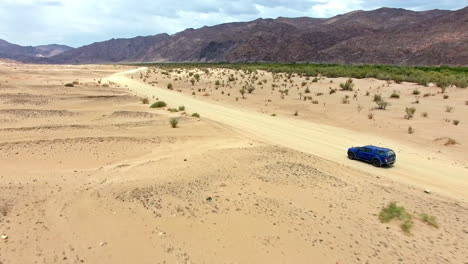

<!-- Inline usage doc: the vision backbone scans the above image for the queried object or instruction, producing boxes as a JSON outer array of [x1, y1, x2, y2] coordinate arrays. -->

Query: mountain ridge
[[1, 6, 467, 65]]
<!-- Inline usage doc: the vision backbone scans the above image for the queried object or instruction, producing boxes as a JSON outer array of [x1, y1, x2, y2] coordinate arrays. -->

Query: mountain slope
[[4, 6, 468, 65], [0, 40, 73, 61]]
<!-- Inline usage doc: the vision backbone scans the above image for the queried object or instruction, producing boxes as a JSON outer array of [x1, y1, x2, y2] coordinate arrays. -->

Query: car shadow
[[348, 157, 395, 168]]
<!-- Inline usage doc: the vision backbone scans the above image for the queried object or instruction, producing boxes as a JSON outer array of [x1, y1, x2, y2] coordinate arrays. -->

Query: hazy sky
[[0, 0, 466, 47]]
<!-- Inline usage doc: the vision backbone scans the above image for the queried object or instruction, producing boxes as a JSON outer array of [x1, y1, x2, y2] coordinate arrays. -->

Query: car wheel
[[372, 159, 381, 167], [348, 152, 355, 160]]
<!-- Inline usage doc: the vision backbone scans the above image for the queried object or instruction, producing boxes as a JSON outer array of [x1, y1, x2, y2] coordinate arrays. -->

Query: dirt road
[[108, 68, 468, 200]]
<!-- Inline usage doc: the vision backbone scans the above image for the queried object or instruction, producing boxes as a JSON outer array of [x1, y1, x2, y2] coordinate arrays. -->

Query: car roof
[[363, 145, 393, 151]]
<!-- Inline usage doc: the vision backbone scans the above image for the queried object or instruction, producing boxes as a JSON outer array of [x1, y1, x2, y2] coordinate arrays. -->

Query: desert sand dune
[[0, 64, 466, 264], [109, 68, 468, 200]]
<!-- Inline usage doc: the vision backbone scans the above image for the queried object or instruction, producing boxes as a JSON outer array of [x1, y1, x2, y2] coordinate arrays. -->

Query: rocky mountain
[[3, 6, 467, 65], [0, 40, 72, 61]]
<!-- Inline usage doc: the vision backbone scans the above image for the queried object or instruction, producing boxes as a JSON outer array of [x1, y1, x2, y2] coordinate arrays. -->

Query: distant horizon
[[1, 2, 466, 48]]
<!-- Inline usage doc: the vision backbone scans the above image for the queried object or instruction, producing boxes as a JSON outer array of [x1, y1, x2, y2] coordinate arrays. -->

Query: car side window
[[376, 150, 385, 155], [358, 148, 364, 152], [364, 148, 373, 153]]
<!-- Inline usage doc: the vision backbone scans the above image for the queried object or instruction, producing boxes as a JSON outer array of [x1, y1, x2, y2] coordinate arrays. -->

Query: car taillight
[[385, 158, 388, 162]]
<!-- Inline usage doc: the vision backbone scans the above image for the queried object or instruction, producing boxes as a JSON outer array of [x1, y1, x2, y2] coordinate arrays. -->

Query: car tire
[[348, 152, 355, 160], [372, 159, 381, 167]]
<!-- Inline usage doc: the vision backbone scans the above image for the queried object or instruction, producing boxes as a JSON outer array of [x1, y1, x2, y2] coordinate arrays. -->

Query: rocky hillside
[[0, 40, 72, 61], [3, 7, 467, 65]]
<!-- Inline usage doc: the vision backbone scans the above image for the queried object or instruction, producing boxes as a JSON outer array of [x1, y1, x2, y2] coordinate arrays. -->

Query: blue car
[[347, 145, 396, 167]]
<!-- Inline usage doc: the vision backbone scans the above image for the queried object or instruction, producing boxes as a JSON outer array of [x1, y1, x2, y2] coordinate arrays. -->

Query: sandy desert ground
[[1, 61, 467, 264]]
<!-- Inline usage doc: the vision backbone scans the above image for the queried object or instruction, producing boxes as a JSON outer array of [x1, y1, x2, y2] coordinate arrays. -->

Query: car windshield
[[387, 150, 395, 156]]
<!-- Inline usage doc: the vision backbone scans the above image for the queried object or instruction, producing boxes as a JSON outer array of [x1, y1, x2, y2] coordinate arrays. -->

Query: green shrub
[[420, 213, 438, 228], [340, 78, 354, 91], [379, 202, 412, 233], [390, 91, 400, 99], [191, 113, 200, 118], [167, 83, 173, 90], [64, 83, 74, 87], [178, 106, 185, 111], [169, 118, 179, 128], [150, 101, 167, 108], [140, 98, 150, 104], [379, 202, 410, 223], [412, 89, 420, 95], [136, 63, 468, 89]]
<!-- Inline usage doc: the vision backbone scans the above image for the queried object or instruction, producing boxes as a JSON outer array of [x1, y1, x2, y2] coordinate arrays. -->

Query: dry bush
[[390, 91, 400, 99], [405, 107, 416, 119]]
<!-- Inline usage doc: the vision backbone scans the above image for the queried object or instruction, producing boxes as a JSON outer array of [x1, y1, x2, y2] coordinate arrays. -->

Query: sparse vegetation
[[341, 96, 350, 104], [420, 213, 439, 228], [373, 94, 382, 102], [412, 89, 420, 95], [167, 83, 173, 90], [150, 101, 167, 108], [239, 88, 246, 99], [178, 105, 185, 111], [375, 99, 389, 110], [64, 83, 74, 87], [379, 202, 413, 234], [140, 98, 150, 104], [191, 112, 200, 118], [169, 118, 179, 128], [445, 106, 453, 113], [134, 63, 468, 89], [404, 107, 416, 119], [421, 112, 428, 117], [340, 78, 354, 91], [408, 126, 415, 134], [453, 120, 460, 125], [368, 113, 374, 119], [390, 90, 400, 99]]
